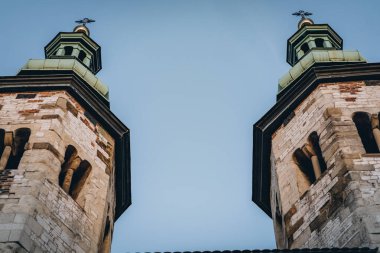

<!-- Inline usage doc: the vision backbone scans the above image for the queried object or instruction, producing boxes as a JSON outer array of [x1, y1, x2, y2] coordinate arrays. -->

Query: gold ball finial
[[73, 18, 96, 36], [298, 17, 314, 29], [73, 25, 90, 36]]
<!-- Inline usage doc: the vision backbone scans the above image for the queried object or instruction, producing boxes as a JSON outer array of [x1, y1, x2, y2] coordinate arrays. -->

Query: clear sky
[[1, 1, 380, 252]]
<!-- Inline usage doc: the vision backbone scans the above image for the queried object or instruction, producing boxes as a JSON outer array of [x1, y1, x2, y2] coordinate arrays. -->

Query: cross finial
[[292, 10, 314, 29], [75, 18, 96, 26], [292, 10, 313, 19]]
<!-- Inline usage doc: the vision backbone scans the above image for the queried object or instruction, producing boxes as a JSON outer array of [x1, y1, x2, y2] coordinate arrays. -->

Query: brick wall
[[271, 81, 380, 249], [0, 91, 115, 252]]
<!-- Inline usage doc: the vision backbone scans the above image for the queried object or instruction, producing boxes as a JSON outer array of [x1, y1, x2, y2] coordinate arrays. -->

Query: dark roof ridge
[[135, 247, 378, 253]]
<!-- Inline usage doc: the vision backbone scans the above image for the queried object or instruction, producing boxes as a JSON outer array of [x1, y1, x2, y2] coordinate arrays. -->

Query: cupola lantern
[[44, 18, 102, 74]]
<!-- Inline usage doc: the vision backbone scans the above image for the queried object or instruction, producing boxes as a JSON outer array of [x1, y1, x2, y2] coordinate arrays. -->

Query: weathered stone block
[[323, 107, 342, 120], [0, 230, 10, 242], [8, 229, 22, 241]]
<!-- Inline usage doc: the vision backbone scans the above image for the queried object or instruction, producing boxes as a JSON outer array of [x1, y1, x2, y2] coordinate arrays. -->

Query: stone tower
[[0, 23, 131, 252], [252, 16, 380, 249]]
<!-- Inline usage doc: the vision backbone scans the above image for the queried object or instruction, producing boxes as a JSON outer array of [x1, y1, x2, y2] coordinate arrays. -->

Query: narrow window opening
[[0, 129, 6, 171], [64, 46, 73, 56], [5, 128, 31, 170], [315, 38, 324, 48], [308, 131, 327, 174], [300, 43, 310, 54], [78, 50, 86, 61], [59, 145, 92, 204], [275, 195, 282, 225], [0, 129, 5, 156], [353, 112, 379, 153], [274, 194, 286, 248], [293, 148, 315, 184], [293, 131, 328, 187], [103, 218, 110, 241], [101, 217, 112, 253], [69, 160, 91, 200], [59, 145, 77, 187], [16, 94, 36, 99]]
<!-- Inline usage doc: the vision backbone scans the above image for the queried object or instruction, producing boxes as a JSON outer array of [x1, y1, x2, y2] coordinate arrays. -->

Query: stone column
[[371, 114, 380, 150], [308, 40, 316, 49], [83, 57, 91, 67], [101, 233, 111, 253], [297, 50, 304, 60], [72, 48, 80, 58], [0, 132, 13, 171], [323, 40, 333, 48], [62, 156, 82, 193], [303, 144, 321, 180], [56, 48, 64, 56], [310, 156, 321, 179]]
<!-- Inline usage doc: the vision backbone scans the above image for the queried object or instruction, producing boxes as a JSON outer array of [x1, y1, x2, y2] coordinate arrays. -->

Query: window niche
[[274, 194, 286, 249], [78, 50, 86, 62], [0, 128, 31, 171], [353, 112, 380, 153], [64, 46, 73, 56], [59, 145, 92, 204], [100, 216, 112, 253], [293, 131, 327, 186], [315, 38, 324, 48], [300, 43, 310, 55]]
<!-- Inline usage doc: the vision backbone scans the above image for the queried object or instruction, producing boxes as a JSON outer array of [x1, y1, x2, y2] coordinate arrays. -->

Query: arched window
[[59, 145, 92, 203], [78, 50, 86, 61], [5, 128, 31, 170], [294, 147, 315, 184], [300, 43, 310, 54], [0, 128, 31, 171], [59, 145, 77, 187], [64, 46, 73, 56], [293, 131, 327, 185], [69, 160, 91, 200], [353, 112, 379, 153], [309, 131, 327, 174], [315, 38, 324, 48]]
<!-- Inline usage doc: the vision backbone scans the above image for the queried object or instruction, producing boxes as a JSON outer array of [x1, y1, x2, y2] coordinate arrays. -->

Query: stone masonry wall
[[0, 91, 115, 252], [271, 81, 380, 249]]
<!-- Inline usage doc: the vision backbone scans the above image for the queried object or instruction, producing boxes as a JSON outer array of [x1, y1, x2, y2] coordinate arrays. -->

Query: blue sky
[[1, 1, 380, 252]]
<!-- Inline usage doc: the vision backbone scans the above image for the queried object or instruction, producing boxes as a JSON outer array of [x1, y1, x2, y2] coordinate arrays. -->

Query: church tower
[[0, 21, 131, 252], [253, 13, 380, 249]]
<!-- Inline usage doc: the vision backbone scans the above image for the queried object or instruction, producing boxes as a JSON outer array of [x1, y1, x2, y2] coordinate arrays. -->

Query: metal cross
[[75, 18, 96, 26], [292, 10, 313, 19]]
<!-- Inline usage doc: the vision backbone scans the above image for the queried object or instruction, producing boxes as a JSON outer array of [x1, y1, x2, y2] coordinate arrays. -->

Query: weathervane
[[75, 18, 96, 26], [292, 10, 312, 19]]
